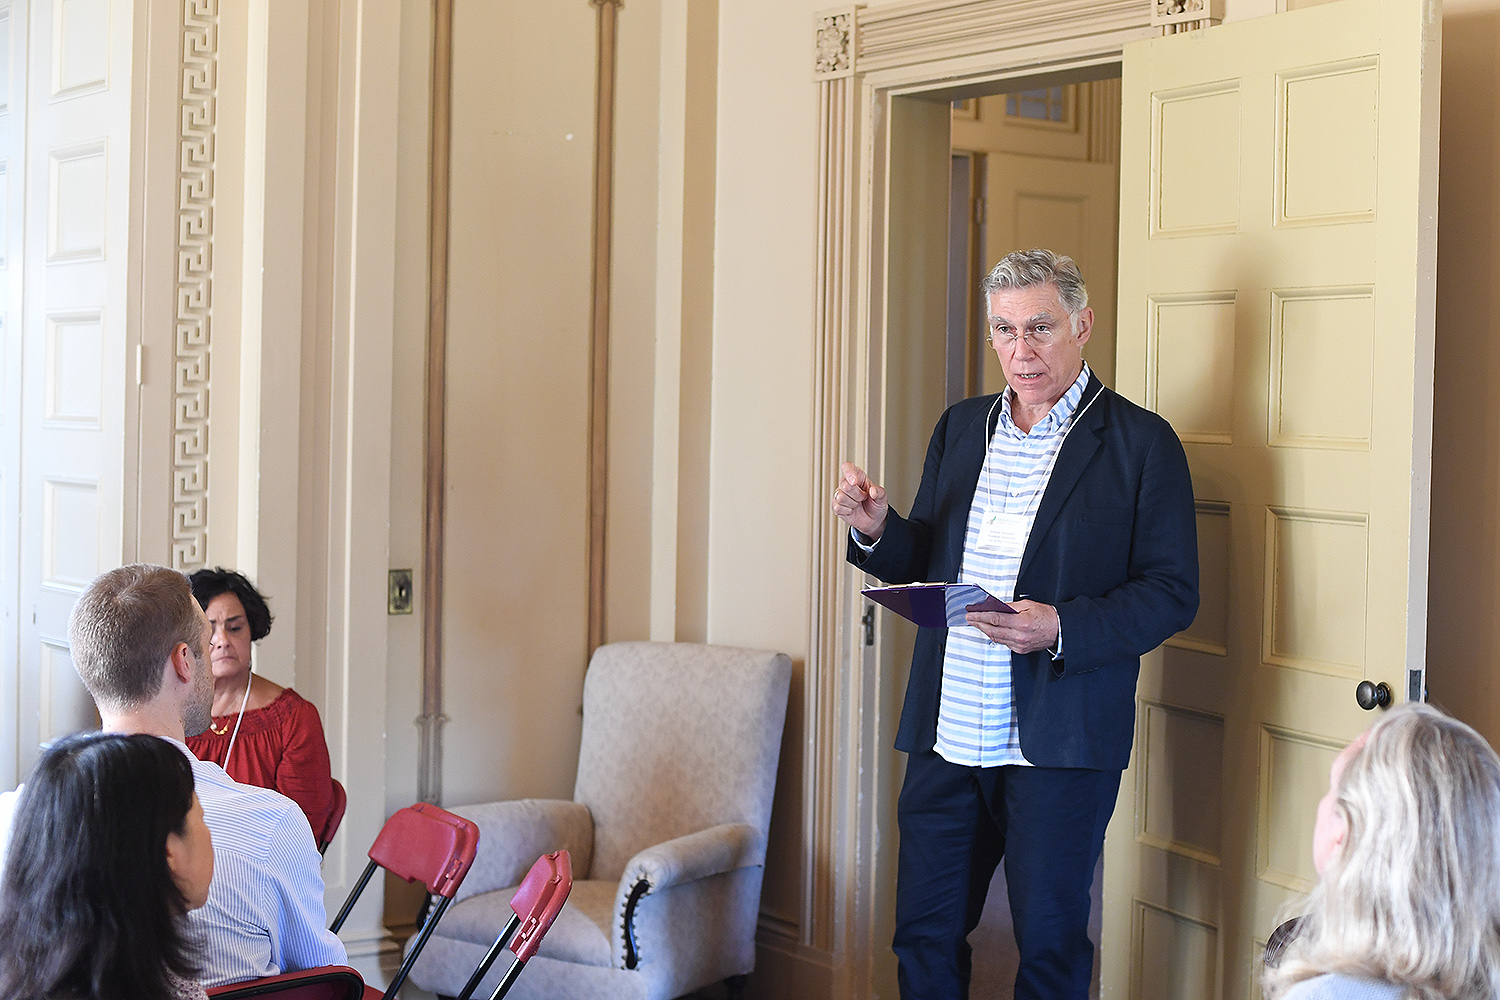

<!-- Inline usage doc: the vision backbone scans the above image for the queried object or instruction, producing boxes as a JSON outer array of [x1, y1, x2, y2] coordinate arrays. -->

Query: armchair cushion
[[434, 878, 617, 968], [619, 823, 762, 896], [449, 799, 593, 902]]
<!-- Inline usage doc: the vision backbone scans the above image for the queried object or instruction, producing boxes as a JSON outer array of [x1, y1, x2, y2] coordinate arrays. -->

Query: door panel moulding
[[803, 1, 1192, 995]]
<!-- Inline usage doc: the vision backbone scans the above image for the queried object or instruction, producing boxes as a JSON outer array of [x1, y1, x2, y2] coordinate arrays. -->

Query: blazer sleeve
[[847, 405, 954, 583], [1052, 418, 1199, 674]]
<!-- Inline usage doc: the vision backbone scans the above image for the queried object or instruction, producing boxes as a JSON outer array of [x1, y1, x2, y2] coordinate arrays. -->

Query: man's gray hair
[[981, 249, 1089, 315], [68, 564, 204, 712]]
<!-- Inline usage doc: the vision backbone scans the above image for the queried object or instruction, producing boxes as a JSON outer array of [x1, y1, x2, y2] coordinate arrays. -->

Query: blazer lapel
[[1018, 374, 1106, 580]]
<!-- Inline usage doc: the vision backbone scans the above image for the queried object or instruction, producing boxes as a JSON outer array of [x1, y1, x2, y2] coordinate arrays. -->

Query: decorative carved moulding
[[173, 0, 218, 571], [814, 7, 858, 80], [818, 0, 1154, 78], [1153, 0, 1224, 33]]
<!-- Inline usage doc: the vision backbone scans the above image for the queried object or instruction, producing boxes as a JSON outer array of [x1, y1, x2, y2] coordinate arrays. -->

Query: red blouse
[[187, 687, 334, 838]]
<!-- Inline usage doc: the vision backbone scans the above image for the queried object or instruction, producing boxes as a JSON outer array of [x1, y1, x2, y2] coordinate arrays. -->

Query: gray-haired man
[[834, 251, 1199, 999]]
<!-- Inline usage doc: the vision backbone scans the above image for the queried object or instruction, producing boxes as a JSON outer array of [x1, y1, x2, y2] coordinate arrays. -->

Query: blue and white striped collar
[[998, 362, 1092, 436]]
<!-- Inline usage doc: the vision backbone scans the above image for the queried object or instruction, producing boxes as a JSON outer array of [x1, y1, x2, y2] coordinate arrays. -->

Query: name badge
[[976, 510, 1030, 557]]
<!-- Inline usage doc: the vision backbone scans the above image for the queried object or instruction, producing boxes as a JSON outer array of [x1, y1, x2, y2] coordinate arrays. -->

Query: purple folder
[[861, 583, 1016, 628]]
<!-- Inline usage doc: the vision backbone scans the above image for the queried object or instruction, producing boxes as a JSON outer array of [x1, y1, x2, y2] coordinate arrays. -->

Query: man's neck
[[1007, 363, 1087, 434], [99, 706, 187, 743]]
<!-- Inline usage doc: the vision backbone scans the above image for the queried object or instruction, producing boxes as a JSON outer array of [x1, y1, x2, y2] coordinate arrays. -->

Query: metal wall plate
[[388, 569, 414, 615]]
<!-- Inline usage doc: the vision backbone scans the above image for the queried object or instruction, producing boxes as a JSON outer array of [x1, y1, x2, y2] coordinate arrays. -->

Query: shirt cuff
[[1050, 618, 1064, 660], [850, 526, 878, 553]]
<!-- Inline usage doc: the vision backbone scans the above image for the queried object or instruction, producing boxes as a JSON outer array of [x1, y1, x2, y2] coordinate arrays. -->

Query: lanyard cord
[[222, 669, 253, 774], [981, 370, 1104, 518]]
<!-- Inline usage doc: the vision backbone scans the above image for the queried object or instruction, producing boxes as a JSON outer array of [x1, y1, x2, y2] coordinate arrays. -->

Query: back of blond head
[[67, 564, 203, 712], [1264, 702, 1500, 1000]]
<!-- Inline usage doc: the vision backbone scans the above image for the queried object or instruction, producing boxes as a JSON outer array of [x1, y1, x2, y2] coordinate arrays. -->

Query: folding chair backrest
[[318, 778, 347, 854], [509, 850, 573, 962], [455, 852, 574, 1000], [205, 966, 364, 1000], [369, 802, 479, 898]]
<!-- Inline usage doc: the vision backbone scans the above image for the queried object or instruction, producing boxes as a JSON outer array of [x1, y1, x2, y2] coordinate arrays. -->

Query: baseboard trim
[[339, 927, 402, 960]]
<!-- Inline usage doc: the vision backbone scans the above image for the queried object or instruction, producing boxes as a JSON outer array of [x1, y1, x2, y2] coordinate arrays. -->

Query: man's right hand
[[832, 462, 889, 541]]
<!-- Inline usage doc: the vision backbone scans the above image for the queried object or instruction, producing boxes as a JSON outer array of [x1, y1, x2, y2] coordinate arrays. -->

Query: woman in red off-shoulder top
[[184, 568, 334, 839]]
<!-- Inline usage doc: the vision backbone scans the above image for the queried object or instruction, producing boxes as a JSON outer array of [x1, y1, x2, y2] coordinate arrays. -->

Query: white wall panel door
[[1104, 1, 1439, 997], [12, 0, 133, 778], [0, 2, 27, 788]]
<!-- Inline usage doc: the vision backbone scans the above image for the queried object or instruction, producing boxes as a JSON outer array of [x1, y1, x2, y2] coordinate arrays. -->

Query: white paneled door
[[10, 0, 134, 781], [1104, 0, 1440, 997]]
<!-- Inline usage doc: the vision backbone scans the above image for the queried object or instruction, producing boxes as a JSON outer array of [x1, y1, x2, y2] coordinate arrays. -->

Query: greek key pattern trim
[[173, 0, 217, 570]]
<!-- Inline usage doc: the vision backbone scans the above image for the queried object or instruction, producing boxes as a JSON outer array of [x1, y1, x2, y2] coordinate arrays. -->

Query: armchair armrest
[[619, 822, 764, 894], [613, 823, 764, 969], [449, 799, 594, 902]]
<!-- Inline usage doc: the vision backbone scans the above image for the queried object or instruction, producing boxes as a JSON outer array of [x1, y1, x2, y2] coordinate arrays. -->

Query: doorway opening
[[888, 75, 1124, 1000], [946, 80, 1123, 408]]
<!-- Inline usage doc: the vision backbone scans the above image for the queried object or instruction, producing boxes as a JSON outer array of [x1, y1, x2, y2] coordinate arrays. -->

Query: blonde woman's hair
[[1263, 702, 1500, 1000]]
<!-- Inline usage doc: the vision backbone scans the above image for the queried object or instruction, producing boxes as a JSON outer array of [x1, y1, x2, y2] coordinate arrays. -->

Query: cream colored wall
[[1426, 0, 1500, 746], [651, 0, 719, 645], [383, 0, 434, 924], [708, 2, 821, 970], [438, 0, 596, 807]]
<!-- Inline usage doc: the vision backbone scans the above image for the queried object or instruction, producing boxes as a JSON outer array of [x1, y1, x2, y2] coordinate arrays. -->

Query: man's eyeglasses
[[988, 327, 1059, 348]]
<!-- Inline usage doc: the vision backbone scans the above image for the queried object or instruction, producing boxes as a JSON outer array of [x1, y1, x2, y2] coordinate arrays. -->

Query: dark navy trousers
[[894, 748, 1122, 1000]]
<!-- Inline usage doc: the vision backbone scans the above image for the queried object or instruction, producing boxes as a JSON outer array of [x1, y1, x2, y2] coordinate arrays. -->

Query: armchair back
[[572, 642, 793, 882]]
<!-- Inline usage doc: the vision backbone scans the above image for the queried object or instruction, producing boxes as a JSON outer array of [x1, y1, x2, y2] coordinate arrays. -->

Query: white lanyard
[[973, 376, 1102, 558], [979, 374, 1103, 516]]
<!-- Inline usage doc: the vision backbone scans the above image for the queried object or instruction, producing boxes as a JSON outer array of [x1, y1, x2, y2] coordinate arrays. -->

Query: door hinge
[[861, 604, 875, 646], [974, 195, 986, 228]]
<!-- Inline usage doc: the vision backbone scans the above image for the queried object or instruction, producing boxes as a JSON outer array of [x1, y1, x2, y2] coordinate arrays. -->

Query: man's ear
[[1073, 306, 1095, 348], [167, 643, 195, 685]]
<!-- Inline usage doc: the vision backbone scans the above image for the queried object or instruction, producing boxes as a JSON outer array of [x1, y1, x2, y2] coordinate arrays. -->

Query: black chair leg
[[725, 974, 749, 1000]]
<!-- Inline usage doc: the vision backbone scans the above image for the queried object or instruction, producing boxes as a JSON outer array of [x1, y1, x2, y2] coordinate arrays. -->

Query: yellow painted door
[[983, 152, 1120, 390], [1103, 0, 1440, 998]]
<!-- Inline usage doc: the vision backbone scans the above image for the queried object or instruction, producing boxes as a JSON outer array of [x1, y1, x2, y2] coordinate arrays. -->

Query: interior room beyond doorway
[[947, 80, 1123, 406]]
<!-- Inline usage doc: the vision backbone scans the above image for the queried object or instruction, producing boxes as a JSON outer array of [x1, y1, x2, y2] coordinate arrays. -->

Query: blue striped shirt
[[0, 738, 346, 987], [177, 740, 347, 985], [935, 365, 1092, 768]]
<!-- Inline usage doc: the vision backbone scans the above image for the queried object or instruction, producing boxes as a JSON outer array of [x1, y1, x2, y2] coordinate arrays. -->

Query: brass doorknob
[[1355, 680, 1392, 711]]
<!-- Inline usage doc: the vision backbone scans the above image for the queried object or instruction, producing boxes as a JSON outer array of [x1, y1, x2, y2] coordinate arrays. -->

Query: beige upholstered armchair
[[407, 641, 793, 1000]]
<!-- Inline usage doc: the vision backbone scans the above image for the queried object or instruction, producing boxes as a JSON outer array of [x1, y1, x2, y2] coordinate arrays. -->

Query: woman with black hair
[[184, 567, 334, 838], [0, 731, 214, 1000]]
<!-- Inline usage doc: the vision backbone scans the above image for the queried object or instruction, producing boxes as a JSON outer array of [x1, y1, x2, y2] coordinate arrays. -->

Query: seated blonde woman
[[1263, 702, 1500, 1000]]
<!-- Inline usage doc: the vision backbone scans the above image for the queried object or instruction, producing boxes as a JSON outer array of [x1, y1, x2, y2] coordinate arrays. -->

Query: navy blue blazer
[[849, 373, 1199, 771]]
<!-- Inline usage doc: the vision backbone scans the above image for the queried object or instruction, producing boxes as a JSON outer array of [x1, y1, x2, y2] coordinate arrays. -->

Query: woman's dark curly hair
[[0, 732, 201, 1000], [188, 567, 274, 641]]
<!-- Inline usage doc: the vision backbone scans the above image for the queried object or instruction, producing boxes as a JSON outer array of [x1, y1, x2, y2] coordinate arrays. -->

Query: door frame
[[800, 2, 1197, 995]]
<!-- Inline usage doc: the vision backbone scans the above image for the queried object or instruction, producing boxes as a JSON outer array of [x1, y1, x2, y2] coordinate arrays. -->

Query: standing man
[[0, 564, 347, 986], [833, 250, 1198, 999]]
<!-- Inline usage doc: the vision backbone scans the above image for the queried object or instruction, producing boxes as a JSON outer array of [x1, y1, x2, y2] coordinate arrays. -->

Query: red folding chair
[[454, 851, 573, 1000], [318, 778, 347, 855], [208, 802, 479, 1000], [206, 967, 364, 1000]]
